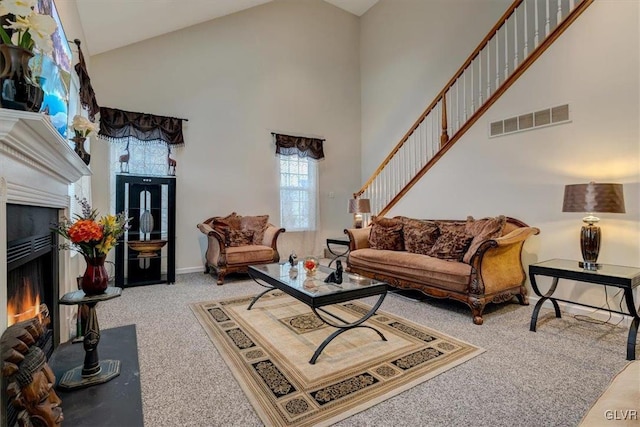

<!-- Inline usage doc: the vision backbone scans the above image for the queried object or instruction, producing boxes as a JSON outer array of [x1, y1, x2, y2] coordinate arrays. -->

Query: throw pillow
[[226, 229, 255, 247], [240, 215, 269, 245], [368, 217, 404, 251], [462, 215, 506, 264], [427, 223, 473, 261], [210, 212, 242, 233], [402, 218, 440, 255]]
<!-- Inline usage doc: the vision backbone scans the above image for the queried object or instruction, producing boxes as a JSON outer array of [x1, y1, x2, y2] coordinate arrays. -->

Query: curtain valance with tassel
[[273, 133, 325, 160], [73, 40, 99, 121], [99, 107, 187, 146]]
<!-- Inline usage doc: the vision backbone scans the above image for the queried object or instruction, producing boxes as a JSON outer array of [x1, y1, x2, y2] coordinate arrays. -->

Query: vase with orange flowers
[[53, 198, 130, 295]]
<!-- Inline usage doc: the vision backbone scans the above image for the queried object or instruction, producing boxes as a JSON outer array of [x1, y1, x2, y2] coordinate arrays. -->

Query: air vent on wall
[[489, 104, 570, 137]]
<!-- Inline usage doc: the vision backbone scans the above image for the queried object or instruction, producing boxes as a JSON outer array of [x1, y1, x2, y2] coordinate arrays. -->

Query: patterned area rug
[[190, 292, 484, 427]]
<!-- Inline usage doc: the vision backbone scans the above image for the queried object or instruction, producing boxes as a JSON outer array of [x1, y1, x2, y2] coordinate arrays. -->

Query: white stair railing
[[355, 0, 593, 221]]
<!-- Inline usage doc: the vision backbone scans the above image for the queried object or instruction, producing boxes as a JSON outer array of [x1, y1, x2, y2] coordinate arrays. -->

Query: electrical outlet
[[328, 191, 335, 199]]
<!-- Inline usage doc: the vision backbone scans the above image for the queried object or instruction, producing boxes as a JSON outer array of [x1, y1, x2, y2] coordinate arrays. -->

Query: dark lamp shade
[[348, 198, 371, 214], [562, 183, 625, 214]]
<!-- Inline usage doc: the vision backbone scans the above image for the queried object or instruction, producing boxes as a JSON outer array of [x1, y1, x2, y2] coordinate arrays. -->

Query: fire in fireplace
[[6, 204, 60, 351]]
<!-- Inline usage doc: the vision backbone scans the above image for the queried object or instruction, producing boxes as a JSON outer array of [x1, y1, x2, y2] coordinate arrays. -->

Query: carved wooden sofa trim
[[345, 216, 540, 325]]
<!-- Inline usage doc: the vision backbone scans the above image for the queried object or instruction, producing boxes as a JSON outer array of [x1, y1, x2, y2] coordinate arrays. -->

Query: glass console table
[[529, 258, 640, 360]]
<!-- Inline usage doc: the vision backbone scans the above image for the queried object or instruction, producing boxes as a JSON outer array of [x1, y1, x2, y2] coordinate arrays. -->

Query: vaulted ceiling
[[75, 0, 379, 56]]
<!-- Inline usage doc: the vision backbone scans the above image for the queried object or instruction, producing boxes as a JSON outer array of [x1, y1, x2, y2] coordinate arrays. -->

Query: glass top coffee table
[[248, 262, 389, 364]]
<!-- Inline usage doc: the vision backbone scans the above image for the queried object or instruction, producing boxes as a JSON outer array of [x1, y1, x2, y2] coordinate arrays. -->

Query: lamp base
[[354, 213, 363, 229], [580, 224, 601, 266], [578, 261, 601, 271]]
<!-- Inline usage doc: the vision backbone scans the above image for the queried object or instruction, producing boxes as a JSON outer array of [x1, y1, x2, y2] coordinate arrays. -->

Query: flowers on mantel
[[0, 0, 56, 54], [71, 115, 99, 139]]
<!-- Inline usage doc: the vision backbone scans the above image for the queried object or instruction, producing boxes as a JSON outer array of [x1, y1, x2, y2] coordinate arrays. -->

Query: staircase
[[355, 0, 594, 220]]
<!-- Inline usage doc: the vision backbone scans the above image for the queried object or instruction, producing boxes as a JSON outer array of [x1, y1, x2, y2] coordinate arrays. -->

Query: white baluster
[[524, 0, 529, 57], [455, 80, 460, 132], [504, 22, 509, 79], [464, 68, 468, 120], [478, 49, 483, 106], [471, 57, 475, 114], [545, 0, 551, 37], [514, 7, 518, 69], [534, 0, 540, 47], [557, 0, 563, 24], [495, 32, 500, 89], [570, 0, 575, 10], [487, 41, 491, 99]]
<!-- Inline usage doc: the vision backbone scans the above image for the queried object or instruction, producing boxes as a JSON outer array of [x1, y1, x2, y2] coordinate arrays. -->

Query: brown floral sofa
[[197, 212, 285, 285], [345, 215, 539, 324]]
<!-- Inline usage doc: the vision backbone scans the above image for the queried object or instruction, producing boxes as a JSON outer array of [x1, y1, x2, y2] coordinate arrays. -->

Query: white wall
[[361, 0, 640, 309], [360, 0, 512, 181], [87, 0, 361, 272]]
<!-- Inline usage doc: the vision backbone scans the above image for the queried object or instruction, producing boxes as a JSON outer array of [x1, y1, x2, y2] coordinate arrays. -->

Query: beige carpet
[[190, 291, 484, 427]]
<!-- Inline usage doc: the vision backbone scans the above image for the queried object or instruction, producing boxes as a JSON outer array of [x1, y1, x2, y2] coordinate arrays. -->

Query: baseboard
[[529, 296, 633, 328], [177, 266, 207, 275]]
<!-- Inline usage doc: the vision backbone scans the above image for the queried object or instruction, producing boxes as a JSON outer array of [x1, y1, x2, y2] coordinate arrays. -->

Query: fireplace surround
[[1, 109, 91, 426]]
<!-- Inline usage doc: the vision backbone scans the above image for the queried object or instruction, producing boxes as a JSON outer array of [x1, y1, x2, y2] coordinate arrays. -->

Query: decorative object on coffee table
[[562, 182, 626, 270], [58, 287, 122, 390], [303, 256, 318, 276]]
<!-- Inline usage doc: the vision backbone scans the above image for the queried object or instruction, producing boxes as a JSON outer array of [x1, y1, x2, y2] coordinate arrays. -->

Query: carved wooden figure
[[1, 314, 63, 427], [119, 141, 130, 173], [167, 146, 177, 176]]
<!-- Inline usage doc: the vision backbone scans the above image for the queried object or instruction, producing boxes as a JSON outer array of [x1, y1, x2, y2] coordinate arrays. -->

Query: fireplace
[[1, 110, 91, 427], [6, 203, 60, 353]]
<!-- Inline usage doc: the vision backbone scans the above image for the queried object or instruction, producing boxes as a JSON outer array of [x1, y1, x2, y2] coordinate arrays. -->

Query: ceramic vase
[[71, 136, 91, 165], [81, 255, 108, 295], [0, 44, 43, 112]]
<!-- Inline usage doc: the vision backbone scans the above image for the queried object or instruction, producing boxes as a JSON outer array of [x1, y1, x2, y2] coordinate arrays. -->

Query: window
[[279, 155, 318, 231], [109, 140, 169, 212]]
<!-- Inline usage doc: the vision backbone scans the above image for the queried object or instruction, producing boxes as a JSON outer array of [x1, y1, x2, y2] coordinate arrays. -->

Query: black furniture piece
[[529, 258, 640, 360], [49, 325, 143, 426], [115, 174, 176, 287], [248, 262, 388, 364], [326, 236, 350, 268], [57, 287, 122, 389]]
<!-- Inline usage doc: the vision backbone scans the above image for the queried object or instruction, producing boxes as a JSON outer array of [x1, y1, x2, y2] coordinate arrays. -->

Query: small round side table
[[58, 286, 122, 390]]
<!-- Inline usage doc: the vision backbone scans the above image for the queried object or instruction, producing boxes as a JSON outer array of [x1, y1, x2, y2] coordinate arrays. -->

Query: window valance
[[99, 107, 186, 146], [73, 40, 99, 121], [273, 133, 324, 160]]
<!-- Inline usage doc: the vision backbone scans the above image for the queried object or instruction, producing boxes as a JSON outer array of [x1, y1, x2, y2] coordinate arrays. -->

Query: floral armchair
[[197, 212, 285, 285]]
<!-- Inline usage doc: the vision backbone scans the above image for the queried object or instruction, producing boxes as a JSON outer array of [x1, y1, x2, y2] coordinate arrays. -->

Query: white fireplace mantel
[[0, 109, 91, 337]]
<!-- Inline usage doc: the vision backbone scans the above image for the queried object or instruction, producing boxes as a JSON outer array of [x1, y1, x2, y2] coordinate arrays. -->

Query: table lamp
[[348, 198, 371, 228], [562, 182, 625, 269]]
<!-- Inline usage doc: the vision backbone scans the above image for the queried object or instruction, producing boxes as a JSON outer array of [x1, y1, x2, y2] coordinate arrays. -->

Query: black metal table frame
[[248, 265, 388, 364], [529, 261, 640, 360], [326, 237, 350, 268]]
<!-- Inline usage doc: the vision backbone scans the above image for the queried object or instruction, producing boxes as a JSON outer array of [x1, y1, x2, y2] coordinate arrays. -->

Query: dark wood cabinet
[[115, 174, 176, 287]]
